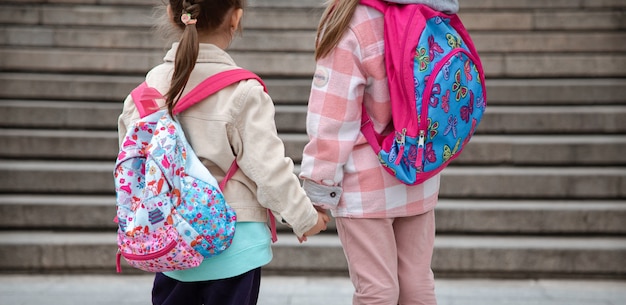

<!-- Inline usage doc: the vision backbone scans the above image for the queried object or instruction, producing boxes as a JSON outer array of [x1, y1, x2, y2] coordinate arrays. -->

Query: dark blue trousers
[[152, 268, 261, 305]]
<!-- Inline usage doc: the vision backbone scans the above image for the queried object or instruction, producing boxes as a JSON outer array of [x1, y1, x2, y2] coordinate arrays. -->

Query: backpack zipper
[[120, 239, 178, 261], [416, 130, 425, 171], [116, 240, 178, 273]]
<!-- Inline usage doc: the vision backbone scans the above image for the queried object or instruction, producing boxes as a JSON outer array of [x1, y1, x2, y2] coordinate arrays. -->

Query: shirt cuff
[[302, 179, 342, 210]]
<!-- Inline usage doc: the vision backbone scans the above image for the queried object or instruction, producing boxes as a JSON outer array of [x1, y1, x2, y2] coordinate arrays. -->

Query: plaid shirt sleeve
[[299, 26, 366, 207]]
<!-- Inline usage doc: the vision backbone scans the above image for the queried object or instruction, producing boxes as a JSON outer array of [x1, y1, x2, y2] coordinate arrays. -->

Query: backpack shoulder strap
[[360, 0, 388, 12], [218, 161, 239, 190], [173, 69, 267, 115], [130, 82, 163, 118], [358, 0, 394, 151], [130, 69, 266, 118]]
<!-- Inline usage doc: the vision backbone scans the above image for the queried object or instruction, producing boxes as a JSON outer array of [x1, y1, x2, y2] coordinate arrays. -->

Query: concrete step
[[1, 194, 624, 235], [470, 31, 626, 53], [461, 0, 626, 10], [0, 129, 119, 160], [457, 135, 626, 166], [439, 167, 626, 199], [479, 106, 626, 134], [484, 53, 626, 78], [459, 10, 625, 31], [0, 101, 122, 130], [486, 78, 626, 105], [436, 199, 626, 235], [1, 160, 624, 199], [1, 128, 624, 166], [3, 99, 626, 134], [0, 26, 315, 52], [5, 26, 625, 54], [2, 2, 623, 32], [0, 195, 114, 231], [256, 233, 626, 278], [2, 47, 625, 78], [0, 4, 158, 28], [0, 73, 307, 104], [0, 3, 321, 30], [0, 231, 624, 278], [2, 73, 624, 105]]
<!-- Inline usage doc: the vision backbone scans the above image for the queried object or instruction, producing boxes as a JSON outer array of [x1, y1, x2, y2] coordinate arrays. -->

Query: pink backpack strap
[[359, 0, 393, 149], [218, 161, 239, 191], [130, 82, 163, 118], [359, 0, 392, 149], [130, 69, 267, 117], [360, 0, 388, 12], [219, 160, 276, 243], [173, 69, 267, 115], [361, 106, 384, 150]]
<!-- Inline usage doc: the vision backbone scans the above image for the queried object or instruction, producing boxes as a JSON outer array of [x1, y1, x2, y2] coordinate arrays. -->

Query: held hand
[[298, 210, 330, 243], [313, 205, 327, 213]]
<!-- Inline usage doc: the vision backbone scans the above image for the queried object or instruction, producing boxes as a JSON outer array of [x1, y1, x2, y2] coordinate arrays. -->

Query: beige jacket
[[118, 43, 318, 237]]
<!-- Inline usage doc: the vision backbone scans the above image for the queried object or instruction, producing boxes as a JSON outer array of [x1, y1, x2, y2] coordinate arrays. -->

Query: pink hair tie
[[181, 13, 197, 25]]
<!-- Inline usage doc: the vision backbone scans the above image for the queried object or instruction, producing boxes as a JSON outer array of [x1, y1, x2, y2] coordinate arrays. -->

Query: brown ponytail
[[315, 0, 360, 60], [164, 0, 245, 116]]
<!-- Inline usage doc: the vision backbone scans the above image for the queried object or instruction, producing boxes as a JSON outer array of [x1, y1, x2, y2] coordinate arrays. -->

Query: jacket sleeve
[[231, 83, 318, 237], [299, 27, 366, 209]]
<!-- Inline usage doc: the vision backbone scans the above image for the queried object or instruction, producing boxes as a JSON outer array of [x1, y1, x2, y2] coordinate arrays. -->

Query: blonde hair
[[314, 0, 360, 60]]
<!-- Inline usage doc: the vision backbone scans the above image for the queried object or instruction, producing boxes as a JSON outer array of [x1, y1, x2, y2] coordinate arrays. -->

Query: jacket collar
[[163, 42, 237, 65]]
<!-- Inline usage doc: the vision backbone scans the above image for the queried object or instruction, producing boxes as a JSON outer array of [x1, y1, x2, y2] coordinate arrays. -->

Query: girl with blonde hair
[[301, 0, 459, 304]]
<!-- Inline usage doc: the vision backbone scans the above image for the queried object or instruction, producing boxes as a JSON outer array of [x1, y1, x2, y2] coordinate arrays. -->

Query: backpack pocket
[[117, 224, 203, 272], [418, 47, 485, 172], [178, 175, 236, 257]]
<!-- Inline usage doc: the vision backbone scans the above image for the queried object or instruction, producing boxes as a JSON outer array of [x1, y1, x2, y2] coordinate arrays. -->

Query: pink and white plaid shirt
[[300, 5, 440, 218]]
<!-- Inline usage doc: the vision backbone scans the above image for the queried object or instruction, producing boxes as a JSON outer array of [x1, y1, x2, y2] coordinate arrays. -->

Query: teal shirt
[[164, 222, 272, 282]]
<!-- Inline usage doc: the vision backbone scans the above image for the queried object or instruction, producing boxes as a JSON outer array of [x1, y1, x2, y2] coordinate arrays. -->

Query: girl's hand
[[298, 210, 330, 243]]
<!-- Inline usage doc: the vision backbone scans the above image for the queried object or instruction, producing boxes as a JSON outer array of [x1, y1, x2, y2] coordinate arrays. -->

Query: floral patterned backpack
[[360, 0, 487, 185], [114, 69, 268, 273]]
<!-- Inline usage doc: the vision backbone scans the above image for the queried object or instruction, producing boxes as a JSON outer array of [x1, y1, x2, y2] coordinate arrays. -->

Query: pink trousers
[[335, 210, 437, 305]]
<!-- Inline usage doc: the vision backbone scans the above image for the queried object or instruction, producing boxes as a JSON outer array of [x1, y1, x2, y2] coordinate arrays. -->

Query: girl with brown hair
[[117, 1, 329, 304]]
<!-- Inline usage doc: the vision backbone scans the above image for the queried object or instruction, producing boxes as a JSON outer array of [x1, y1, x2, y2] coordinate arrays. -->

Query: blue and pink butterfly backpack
[[360, 0, 487, 185], [114, 69, 275, 273]]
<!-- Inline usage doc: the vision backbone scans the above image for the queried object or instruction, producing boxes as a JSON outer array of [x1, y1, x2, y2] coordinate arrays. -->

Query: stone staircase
[[1, 0, 625, 278]]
